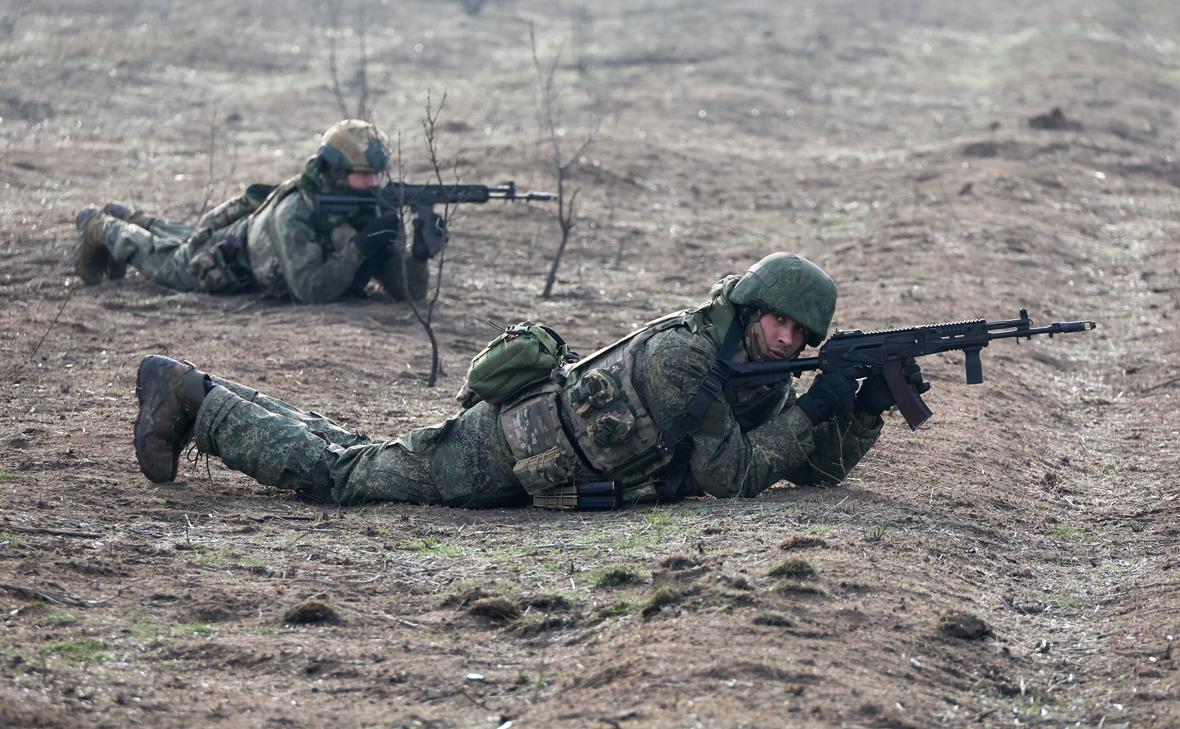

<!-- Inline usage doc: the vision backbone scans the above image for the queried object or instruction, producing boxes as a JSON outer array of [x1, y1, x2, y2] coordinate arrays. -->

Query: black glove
[[411, 211, 448, 261], [795, 368, 857, 425], [855, 358, 931, 415], [354, 213, 402, 258]]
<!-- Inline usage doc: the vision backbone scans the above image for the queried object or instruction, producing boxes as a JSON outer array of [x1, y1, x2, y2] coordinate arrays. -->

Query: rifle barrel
[[989, 320, 1096, 341]]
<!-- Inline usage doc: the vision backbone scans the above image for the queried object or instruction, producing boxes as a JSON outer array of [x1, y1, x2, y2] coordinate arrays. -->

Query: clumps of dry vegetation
[[453, 590, 578, 632], [594, 567, 640, 589], [718, 573, 753, 591], [445, 586, 524, 624], [779, 534, 828, 551], [441, 585, 490, 608], [283, 600, 342, 625], [660, 553, 701, 570], [775, 581, 831, 598], [937, 609, 993, 640], [467, 596, 522, 624], [521, 594, 573, 612], [598, 600, 636, 619], [641, 585, 684, 618], [768, 558, 817, 580], [511, 613, 573, 638], [752, 612, 795, 627], [652, 553, 708, 584]]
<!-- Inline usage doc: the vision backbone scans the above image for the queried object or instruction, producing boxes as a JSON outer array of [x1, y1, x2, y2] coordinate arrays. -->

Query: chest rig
[[499, 304, 745, 510]]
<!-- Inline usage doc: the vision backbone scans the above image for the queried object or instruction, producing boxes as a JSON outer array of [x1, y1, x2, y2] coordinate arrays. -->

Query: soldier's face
[[347, 171, 383, 190], [758, 312, 807, 361]]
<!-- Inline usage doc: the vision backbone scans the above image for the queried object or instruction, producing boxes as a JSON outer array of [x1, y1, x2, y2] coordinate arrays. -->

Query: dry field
[[1, 1, 1178, 727]]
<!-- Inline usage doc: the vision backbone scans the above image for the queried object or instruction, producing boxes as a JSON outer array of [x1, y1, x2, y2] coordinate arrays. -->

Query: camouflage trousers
[[104, 217, 253, 294], [192, 376, 530, 508]]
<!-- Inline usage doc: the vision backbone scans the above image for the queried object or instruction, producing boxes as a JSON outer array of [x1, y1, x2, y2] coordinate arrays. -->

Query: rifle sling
[[654, 318, 743, 501]]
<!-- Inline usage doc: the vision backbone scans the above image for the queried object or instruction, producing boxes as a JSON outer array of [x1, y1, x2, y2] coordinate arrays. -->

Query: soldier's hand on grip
[[354, 213, 402, 257], [411, 213, 448, 261], [855, 357, 930, 415], [796, 368, 856, 425]]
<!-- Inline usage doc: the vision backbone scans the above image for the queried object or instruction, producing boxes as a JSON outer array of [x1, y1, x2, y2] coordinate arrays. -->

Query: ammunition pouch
[[189, 231, 256, 294], [559, 320, 679, 487], [499, 303, 743, 510], [531, 481, 622, 511], [499, 385, 587, 504]]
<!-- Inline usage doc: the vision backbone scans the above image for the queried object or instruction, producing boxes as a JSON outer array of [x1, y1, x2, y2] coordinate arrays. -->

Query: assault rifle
[[312, 181, 557, 256], [722, 309, 1096, 429]]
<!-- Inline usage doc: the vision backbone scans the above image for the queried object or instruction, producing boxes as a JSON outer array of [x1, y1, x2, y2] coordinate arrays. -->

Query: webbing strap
[[654, 318, 743, 500]]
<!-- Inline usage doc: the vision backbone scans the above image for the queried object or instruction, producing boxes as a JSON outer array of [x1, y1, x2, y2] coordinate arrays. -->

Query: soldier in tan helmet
[[72, 120, 439, 303], [128, 253, 929, 510]]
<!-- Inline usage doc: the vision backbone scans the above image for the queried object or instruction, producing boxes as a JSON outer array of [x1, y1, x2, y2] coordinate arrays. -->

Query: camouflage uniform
[[187, 268, 883, 508], [93, 160, 429, 302], [79, 120, 429, 303]]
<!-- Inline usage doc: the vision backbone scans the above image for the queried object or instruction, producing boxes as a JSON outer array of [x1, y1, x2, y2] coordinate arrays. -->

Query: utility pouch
[[457, 321, 577, 408], [531, 481, 622, 511], [190, 232, 255, 294], [511, 446, 580, 497]]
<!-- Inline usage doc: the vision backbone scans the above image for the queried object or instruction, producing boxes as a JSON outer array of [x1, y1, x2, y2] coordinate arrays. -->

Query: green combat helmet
[[729, 252, 837, 347], [315, 119, 390, 174]]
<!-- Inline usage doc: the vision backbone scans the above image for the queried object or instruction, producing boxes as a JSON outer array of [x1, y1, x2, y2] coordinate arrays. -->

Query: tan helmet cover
[[317, 119, 390, 174]]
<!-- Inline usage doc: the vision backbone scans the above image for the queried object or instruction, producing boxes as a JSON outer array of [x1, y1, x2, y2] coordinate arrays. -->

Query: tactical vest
[[182, 180, 299, 294], [500, 304, 737, 509], [194, 181, 287, 233]]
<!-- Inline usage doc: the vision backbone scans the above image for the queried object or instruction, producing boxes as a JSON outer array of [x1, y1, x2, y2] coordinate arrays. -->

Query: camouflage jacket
[[499, 282, 885, 505], [236, 161, 375, 303], [631, 308, 884, 498]]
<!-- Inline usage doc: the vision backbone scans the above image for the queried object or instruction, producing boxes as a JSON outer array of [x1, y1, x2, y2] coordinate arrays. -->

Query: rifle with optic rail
[[721, 309, 1096, 429], [312, 181, 556, 256]]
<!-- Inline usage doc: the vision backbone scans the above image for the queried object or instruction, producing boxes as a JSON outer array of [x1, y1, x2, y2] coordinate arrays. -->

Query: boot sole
[[133, 356, 191, 483], [74, 238, 108, 286]]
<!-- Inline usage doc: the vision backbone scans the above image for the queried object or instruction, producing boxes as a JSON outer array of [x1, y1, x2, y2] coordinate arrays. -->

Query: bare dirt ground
[[1, 1, 1178, 727]]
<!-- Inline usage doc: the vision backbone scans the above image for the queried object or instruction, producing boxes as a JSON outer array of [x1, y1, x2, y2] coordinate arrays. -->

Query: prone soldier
[[73, 119, 437, 303], [131, 253, 913, 508]]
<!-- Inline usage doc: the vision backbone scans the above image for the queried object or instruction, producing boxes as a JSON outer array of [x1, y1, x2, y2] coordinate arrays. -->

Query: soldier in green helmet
[[130, 252, 928, 508], [72, 119, 441, 303]]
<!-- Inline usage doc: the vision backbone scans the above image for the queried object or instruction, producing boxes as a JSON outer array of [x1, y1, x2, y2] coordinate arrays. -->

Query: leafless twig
[[0, 582, 95, 607], [355, 3, 370, 118], [1142, 374, 1180, 393], [530, 24, 597, 299], [326, 0, 369, 119], [0, 524, 101, 539], [6, 280, 74, 382], [393, 131, 443, 387], [327, 0, 350, 118], [195, 106, 229, 221], [0, 0, 30, 40], [422, 91, 465, 321]]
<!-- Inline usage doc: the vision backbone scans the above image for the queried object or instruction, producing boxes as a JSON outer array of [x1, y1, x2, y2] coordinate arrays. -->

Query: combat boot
[[99, 204, 133, 279], [133, 355, 210, 483], [101, 202, 133, 221], [73, 206, 111, 286], [102, 201, 155, 227]]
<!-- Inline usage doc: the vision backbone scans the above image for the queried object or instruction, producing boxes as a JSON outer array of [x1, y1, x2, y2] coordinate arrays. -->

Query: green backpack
[[456, 321, 577, 408]]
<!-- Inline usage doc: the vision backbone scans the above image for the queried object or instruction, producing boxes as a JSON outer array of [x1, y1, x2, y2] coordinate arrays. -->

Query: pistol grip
[[414, 206, 447, 257], [884, 360, 932, 430], [964, 348, 983, 384]]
